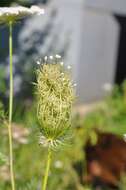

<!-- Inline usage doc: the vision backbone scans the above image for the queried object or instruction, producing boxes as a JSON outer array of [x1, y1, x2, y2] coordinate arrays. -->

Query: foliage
[[0, 101, 5, 122], [0, 0, 31, 7], [0, 81, 126, 189], [0, 65, 6, 96], [0, 104, 88, 190], [0, 0, 15, 6], [0, 0, 49, 7], [119, 174, 126, 190], [83, 81, 126, 147]]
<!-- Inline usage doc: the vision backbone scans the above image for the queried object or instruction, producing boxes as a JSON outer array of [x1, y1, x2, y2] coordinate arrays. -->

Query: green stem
[[42, 148, 52, 190], [8, 21, 15, 190]]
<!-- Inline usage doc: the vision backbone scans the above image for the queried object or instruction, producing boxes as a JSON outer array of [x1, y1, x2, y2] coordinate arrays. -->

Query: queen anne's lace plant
[[0, 6, 44, 24], [36, 58, 75, 149], [36, 56, 75, 190], [0, 5, 45, 190]]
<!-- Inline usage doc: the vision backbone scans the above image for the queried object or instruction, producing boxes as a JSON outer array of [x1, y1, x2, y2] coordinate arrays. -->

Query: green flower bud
[[36, 59, 75, 149]]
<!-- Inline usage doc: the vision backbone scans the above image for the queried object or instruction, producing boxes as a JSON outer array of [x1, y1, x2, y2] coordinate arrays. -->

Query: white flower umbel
[[0, 6, 45, 24], [0, 5, 45, 190]]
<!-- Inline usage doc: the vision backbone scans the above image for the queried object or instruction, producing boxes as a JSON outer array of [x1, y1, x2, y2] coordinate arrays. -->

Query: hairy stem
[[8, 21, 15, 190], [42, 148, 52, 190]]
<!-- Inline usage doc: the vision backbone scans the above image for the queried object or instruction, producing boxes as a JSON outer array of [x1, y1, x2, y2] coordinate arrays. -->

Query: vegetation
[[84, 82, 126, 139], [0, 77, 126, 189]]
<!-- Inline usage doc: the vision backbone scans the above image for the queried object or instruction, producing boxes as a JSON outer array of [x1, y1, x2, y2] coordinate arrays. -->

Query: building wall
[[85, 0, 126, 15], [77, 10, 119, 103], [54, 0, 120, 103]]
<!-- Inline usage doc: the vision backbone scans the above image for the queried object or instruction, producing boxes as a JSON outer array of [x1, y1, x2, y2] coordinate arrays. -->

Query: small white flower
[[61, 72, 64, 76], [55, 54, 61, 59], [67, 65, 71, 70], [54, 160, 63, 168], [102, 83, 112, 92], [123, 134, 126, 142], [39, 135, 48, 147], [73, 83, 77, 87], [36, 61, 41, 65], [0, 6, 45, 24], [44, 56, 48, 61], [49, 55, 53, 60], [30, 6, 45, 15], [60, 62, 64, 66]]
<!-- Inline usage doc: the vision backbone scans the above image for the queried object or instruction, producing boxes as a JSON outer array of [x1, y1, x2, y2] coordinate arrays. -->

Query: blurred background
[[0, 0, 126, 190]]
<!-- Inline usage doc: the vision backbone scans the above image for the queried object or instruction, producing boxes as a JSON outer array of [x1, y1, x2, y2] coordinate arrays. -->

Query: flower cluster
[[36, 56, 75, 149], [0, 6, 45, 25]]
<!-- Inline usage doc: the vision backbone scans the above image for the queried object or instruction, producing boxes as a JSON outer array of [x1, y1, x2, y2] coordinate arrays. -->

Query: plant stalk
[[8, 21, 15, 190], [42, 148, 52, 190]]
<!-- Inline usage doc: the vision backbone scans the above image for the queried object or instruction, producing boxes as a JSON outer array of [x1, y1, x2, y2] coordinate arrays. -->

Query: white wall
[[54, 0, 120, 103], [77, 10, 119, 103], [85, 0, 126, 15], [54, 0, 84, 82]]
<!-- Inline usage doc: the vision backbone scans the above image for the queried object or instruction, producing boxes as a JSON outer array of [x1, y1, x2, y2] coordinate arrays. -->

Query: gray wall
[[77, 10, 119, 103], [54, 0, 120, 103], [85, 0, 126, 15]]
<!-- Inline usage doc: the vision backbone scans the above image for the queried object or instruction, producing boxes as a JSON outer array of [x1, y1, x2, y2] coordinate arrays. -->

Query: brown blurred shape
[[85, 133, 126, 188]]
